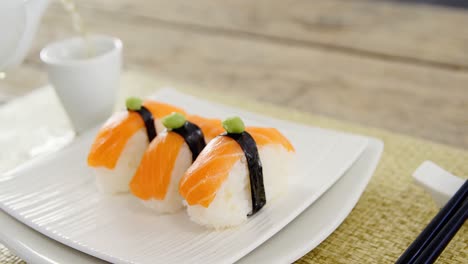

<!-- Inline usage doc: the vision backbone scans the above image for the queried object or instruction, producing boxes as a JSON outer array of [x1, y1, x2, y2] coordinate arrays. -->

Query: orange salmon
[[87, 101, 186, 169], [130, 116, 225, 201], [179, 127, 294, 207], [187, 115, 224, 141]]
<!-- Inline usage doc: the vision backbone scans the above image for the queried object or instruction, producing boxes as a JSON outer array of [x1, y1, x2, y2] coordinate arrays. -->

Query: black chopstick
[[413, 199, 468, 263], [396, 180, 468, 264]]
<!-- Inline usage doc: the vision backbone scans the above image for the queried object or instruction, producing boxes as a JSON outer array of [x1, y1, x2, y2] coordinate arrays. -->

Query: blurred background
[[394, 0, 468, 8], [1, 0, 467, 148]]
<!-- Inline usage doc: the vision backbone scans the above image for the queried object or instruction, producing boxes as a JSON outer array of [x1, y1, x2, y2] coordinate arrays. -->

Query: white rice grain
[[186, 145, 294, 229]]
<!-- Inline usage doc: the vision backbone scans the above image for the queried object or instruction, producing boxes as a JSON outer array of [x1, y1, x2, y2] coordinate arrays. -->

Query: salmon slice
[[87, 101, 186, 169], [129, 116, 223, 200], [179, 127, 294, 207], [187, 115, 224, 141], [143, 101, 186, 119], [130, 132, 185, 200], [245, 127, 294, 152]]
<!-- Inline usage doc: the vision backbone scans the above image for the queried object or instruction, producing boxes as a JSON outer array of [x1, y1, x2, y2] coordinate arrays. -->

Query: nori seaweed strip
[[223, 132, 266, 216], [172, 122, 206, 162], [128, 106, 157, 142]]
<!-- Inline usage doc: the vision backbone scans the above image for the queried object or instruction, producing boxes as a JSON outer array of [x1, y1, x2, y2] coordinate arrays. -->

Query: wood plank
[[19, 7, 468, 148], [73, 0, 468, 70]]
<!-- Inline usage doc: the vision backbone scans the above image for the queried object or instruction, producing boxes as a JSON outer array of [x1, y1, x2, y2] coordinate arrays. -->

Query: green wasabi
[[222, 116, 245, 134], [162, 112, 187, 129], [126, 97, 143, 111]]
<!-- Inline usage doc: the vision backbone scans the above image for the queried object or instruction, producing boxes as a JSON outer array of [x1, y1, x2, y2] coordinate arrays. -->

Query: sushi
[[186, 115, 224, 141], [87, 97, 186, 194], [129, 113, 223, 212], [179, 117, 295, 229], [130, 113, 224, 213]]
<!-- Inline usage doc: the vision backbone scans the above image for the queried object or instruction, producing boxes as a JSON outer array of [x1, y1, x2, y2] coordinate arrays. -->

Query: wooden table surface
[[1, 0, 467, 149]]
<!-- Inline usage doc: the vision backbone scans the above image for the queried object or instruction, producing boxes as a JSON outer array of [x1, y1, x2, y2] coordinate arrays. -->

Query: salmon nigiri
[[87, 97, 186, 194], [130, 113, 224, 213], [179, 117, 295, 229]]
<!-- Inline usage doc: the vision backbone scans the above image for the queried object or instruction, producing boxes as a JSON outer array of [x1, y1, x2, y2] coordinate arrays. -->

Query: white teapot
[[0, 0, 50, 70]]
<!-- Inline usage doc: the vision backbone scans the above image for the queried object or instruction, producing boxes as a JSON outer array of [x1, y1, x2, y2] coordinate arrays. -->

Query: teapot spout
[[6, 0, 50, 68]]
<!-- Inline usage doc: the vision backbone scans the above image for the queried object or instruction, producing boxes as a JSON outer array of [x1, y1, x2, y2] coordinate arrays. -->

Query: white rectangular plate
[[0, 139, 382, 264], [0, 89, 368, 264]]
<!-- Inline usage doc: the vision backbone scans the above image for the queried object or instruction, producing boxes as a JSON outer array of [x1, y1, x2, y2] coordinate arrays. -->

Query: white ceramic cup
[[40, 35, 122, 134]]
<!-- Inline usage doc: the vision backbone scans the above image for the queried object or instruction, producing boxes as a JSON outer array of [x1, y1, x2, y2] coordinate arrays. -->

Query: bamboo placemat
[[0, 244, 24, 264], [1, 71, 466, 263]]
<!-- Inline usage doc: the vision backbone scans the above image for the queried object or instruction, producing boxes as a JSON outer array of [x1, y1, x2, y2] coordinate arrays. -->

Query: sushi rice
[[94, 130, 147, 194], [92, 118, 165, 194], [129, 114, 223, 214], [185, 145, 294, 229], [140, 139, 192, 213]]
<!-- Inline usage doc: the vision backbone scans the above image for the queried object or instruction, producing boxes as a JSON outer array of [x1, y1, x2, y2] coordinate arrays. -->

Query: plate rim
[[256, 138, 383, 263]]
